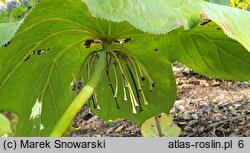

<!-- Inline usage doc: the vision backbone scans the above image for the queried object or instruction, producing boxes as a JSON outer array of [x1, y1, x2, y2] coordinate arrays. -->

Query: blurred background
[[0, 0, 36, 22]]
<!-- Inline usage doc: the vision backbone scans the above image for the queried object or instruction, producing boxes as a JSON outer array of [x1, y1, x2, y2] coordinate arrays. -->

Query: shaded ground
[[66, 64, 250, 137]]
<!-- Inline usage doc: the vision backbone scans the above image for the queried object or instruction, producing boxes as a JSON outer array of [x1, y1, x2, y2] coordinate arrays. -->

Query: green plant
[[230, 0, 250, 9], [0, 0, 35, 23], [206, 0, 230, 5], [1, 0, 250, 137], [0, 113, 12, 136], [0, 21, 22, 46], [141, 114, 181, 137]]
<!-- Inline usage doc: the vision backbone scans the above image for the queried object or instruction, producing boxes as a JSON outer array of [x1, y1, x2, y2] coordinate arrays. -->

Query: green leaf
[[0, 0, 175, 136], [206, 0, 230, 5], [201, 1, 250, 52], [9, 5, 27, 21], [0, 114, 12, 136], [141, 114, 181, 137], [0, 20, 23, 46], [0, 0, 103, 136], [84, 0, 250, 52], [169, 22, 250, 81], [94, 44, 176, 125], [1, 0, 250, 137], [83, 0, 201, 34], [0, 11, 9, 23]]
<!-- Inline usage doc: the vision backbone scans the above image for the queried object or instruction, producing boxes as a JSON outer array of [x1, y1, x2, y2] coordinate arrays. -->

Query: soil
[[66, 64, 250, 137]]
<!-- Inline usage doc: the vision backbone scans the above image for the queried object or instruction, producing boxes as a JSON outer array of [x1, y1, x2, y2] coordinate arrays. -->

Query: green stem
[[50, 51, 106, 137]]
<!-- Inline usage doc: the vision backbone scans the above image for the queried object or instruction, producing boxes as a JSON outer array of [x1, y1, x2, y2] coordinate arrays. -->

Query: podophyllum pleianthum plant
[[0, 0, 250, 136]]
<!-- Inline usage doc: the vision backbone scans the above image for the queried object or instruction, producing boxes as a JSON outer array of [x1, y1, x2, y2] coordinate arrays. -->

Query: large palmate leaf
[[1, 0, 250, 137], [84, 0, 250, 52]]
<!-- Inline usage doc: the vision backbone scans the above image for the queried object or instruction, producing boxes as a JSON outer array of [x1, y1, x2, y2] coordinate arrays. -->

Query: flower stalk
[[50, 51, 106, 137]]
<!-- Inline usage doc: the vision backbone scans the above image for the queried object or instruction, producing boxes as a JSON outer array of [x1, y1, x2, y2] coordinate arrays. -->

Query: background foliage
[[0, 0, 36, 22]]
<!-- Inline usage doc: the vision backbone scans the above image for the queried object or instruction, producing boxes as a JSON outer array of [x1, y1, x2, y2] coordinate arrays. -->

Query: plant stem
[[154, 115, 164, 137], [50, 51, 106, 137]]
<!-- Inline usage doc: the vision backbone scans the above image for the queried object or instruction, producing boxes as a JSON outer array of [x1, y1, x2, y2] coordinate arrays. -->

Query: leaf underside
[[0, 0, 250, 136], [84, 0, 250, 52], [0, 20, 23, 46]]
